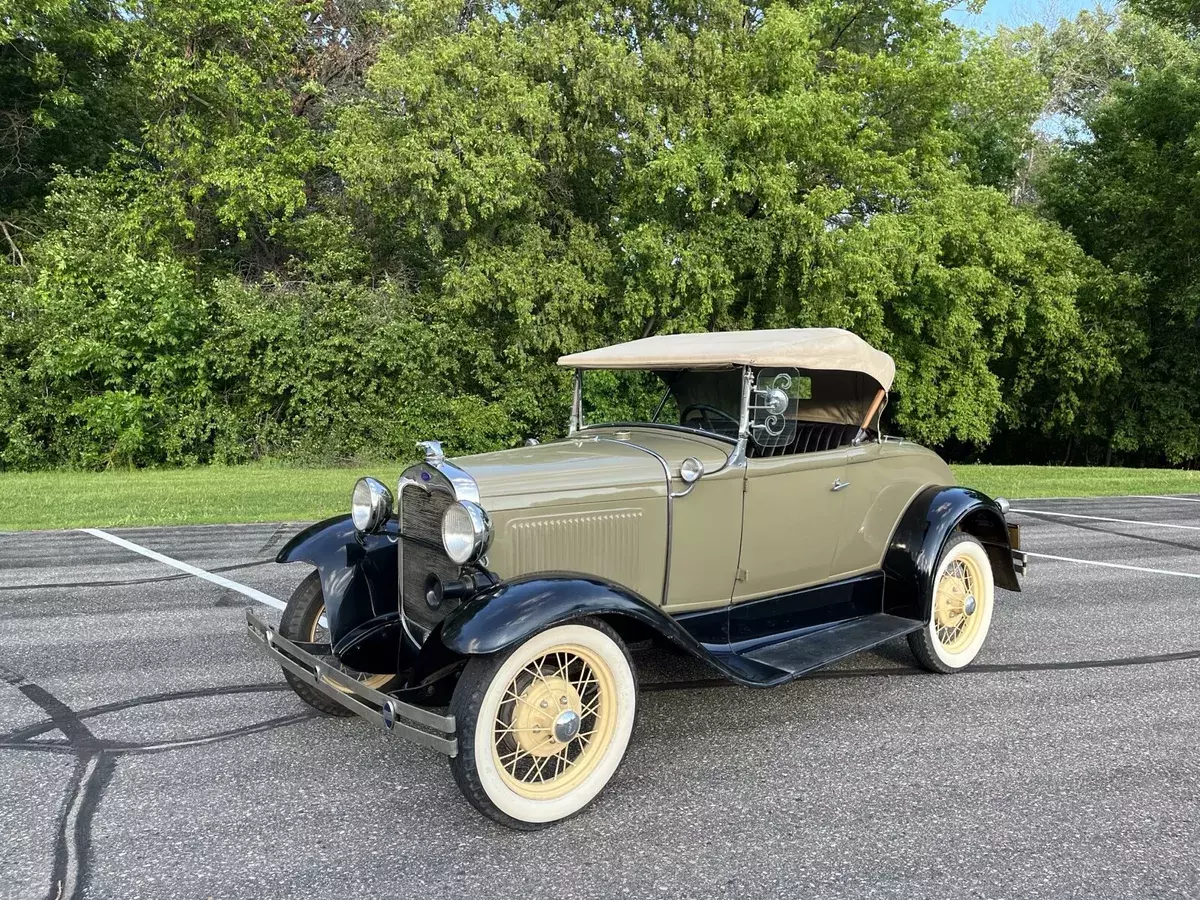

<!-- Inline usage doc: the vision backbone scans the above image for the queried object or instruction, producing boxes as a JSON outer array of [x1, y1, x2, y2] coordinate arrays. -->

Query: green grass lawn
[[2, 462, 1198, 532]]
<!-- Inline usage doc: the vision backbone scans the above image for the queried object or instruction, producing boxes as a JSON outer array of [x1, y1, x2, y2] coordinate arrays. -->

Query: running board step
[[741, 613, 922, 677]]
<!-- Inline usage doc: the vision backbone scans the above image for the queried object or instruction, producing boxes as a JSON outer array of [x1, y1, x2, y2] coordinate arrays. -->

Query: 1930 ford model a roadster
[[246, 328, 1026, 829]]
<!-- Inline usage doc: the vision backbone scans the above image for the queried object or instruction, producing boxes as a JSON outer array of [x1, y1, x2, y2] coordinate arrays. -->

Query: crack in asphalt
[[4, 641, 1199, 897], [3, 512, 1197, 896], [0, 671, 311, 900]]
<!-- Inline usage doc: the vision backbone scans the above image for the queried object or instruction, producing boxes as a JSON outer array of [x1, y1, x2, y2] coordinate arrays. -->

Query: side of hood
[[453, 437, 664, 510], [452, 427, 735, 510]]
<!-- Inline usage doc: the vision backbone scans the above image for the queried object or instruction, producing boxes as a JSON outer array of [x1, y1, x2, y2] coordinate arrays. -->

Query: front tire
[[449, 618, 638, 830], [908, 533, 995, 673], [278, 571, 401, 715]]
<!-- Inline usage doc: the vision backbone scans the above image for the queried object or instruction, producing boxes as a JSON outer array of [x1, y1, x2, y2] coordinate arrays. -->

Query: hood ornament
[[417, 440, 445, 466]]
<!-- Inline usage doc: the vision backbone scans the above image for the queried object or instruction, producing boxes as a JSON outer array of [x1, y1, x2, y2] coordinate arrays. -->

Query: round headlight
[[351, 477, 393, 533], [441, 500, 492, 565]]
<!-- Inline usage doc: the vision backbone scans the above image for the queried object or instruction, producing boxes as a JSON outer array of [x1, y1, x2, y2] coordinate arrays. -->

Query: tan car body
[[458, 425, 954, 615], [253, 330, 1023, 809]]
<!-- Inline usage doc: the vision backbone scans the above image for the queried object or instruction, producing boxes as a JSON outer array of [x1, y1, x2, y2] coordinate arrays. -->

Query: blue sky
[[945, 0, 1116, 31]]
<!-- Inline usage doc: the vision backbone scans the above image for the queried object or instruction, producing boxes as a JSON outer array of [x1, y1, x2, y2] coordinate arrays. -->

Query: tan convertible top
[[558, 328, 895, 390]]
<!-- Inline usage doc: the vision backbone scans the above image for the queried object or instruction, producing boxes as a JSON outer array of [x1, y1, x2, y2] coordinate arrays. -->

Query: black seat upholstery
[[749, 421, 866, 458], [791, 421, 862, 454]]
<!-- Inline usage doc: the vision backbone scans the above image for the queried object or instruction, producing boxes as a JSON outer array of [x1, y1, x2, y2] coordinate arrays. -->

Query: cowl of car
[[246, 327, 1024, 829]]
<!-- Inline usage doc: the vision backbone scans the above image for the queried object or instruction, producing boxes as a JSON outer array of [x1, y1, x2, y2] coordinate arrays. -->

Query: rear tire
[[278, 571, 401, 715], [908, 533, 995, 674], [449, 618, 637, 830]]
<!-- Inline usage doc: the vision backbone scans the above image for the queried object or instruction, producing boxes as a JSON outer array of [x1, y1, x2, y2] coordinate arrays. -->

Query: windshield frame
[[569, 367, 750, 451]]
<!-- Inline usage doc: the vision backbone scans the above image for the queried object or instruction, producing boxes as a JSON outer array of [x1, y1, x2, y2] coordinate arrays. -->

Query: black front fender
[[439, 573, 676, 656], [883, 485, 1020, 623], [276, 515, 398, 647]]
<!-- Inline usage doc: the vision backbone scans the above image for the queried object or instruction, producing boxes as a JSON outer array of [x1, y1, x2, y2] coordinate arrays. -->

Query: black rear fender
[[883, 485, 1020, 623]]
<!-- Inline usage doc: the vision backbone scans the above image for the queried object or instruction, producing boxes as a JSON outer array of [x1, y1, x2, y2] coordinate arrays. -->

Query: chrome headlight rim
[[441, 499, 492, 565], [351, 477, 394, 533]]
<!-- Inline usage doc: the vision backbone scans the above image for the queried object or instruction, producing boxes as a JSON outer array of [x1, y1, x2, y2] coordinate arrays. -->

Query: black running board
[[740, 613, 922, 679]]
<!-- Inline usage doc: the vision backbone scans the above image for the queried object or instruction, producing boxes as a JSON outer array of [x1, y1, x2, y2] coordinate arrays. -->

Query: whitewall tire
[[449, 618, 637, 829], [908, 533, 995, 673]]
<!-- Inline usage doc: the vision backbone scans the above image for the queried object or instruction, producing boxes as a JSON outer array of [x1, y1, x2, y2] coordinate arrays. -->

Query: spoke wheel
[[450, 618, 637, 829], [932, 556, 985, 654], [908, 533, 995, 674], [278, 572, 400, 715], [491, 645, 616, 800], [308, 601, 394, 693]]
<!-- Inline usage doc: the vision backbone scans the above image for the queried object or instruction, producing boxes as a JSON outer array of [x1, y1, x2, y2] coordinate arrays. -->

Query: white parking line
[[81, 528, 287, 612], [1010, 509, 1200, 531], [1024, 550, 1200, 580], [1130, 495, 1200, 503]]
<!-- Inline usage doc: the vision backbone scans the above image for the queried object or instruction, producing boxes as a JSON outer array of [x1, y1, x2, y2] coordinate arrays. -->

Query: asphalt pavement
[[2, 496, 1199, 899]]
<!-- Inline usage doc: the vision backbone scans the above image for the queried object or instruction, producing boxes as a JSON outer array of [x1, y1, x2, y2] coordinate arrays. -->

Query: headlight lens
[[441, 500, 492, 565], [351, 477, 393, 533]]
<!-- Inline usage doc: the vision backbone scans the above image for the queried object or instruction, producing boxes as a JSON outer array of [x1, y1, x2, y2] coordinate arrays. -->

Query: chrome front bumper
[[246, 611, 457, 756]]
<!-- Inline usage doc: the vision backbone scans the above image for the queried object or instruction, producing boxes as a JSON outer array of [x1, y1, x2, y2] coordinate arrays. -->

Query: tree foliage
[[0, 0, 1188, 468], [1032, 13, 1200, 463]]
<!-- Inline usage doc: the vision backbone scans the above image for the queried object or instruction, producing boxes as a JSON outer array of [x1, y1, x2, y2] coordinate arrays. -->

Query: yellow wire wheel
[[908, 533, 995, 673], [451, 620, 637, 828], [278, 572, 400, 715], [308, 602, 394, 692], [491, 643, 617, 800]]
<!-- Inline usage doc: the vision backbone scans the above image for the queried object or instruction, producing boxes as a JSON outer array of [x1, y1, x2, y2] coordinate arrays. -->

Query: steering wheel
[[680, 403, 740, 436]]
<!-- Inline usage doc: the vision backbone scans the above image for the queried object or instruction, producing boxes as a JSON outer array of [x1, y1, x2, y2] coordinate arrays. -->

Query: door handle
[[831, 478, 850, 492]]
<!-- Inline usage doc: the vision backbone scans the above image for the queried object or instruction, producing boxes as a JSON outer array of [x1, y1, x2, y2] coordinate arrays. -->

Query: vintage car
[[246, 328, 1026, 829]]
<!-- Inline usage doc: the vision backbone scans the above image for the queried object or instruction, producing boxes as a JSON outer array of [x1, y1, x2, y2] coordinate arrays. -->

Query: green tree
[[1024, 9, 1200, 464], [0, 0, 1152, 468], [333, 0, 1113, 447], [0, 0, 133, 249]]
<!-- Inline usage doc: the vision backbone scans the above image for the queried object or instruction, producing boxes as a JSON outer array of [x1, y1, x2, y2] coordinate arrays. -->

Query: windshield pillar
[[569, 368, 583, 435], [731, 365, 754, 465]]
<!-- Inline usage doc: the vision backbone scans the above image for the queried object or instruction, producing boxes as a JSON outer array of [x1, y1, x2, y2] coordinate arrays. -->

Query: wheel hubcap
[[553, 709, 581, 742], [510, 675, 583, 757]]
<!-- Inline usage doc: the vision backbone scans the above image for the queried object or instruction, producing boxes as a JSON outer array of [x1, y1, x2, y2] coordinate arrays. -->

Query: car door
[[733, 447, 849, 604]]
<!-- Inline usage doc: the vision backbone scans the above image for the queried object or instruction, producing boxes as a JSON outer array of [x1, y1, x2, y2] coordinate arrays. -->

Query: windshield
[[580, 369, 743, 440]]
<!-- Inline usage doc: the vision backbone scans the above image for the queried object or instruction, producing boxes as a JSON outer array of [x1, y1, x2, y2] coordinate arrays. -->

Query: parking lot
[[3, 495, 1199, 900]]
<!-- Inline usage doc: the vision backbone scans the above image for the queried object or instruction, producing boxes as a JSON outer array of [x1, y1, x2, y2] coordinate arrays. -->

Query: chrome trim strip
[[589, 435, 674, 606], [246, 611, 458, 756], [579, 421, 737, 445], [729, 365, 754, 467]]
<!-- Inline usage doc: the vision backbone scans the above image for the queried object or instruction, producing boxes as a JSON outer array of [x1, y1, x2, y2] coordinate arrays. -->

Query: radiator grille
[[400, 486, 460, 637]]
